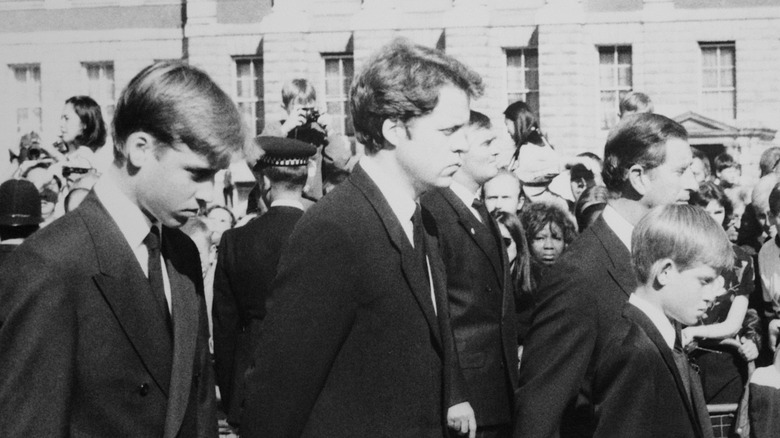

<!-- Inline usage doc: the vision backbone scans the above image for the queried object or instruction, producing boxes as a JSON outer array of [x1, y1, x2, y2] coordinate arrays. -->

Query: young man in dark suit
[[422, 111, 517, 438], [240, 38, 483, 438], [514, 113, 703, 438], [593, 204, 732, 438], [212, 137, 315, 428], [0, 62, 246, 437]]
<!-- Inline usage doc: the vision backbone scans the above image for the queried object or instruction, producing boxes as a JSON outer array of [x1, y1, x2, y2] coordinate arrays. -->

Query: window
[[10, 64, 42, 134], [506, 48, 539, 116], [83, 62, 115, 121], [700, 43, 736, 120], [234, 57, 264, 136], [323, 54, 354, 136], [598, 46, 632, 129]]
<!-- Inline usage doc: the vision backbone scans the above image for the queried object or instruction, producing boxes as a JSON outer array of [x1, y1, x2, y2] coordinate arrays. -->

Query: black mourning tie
[[143, 226, 172, 331], [472, 197, 491, 225], [672, 326, 693, 402], [411, 204, 430, 289]]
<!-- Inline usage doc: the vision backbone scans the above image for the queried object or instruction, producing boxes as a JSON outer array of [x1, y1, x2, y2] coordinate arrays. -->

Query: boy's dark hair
[[112, 61, 246, 169], [65, 95, 107, 151], [602, 113, 688, 194], [350, 38, 484, 154], [759, 147, 780, 177], [714, 152, 739, 173], [632, 204, 733, 284]]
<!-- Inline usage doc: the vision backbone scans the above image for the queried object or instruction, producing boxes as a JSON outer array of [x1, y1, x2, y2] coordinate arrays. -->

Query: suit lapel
[[350, 165, 442, 347], [81, 192, 173, 396], [440, 189, 503, 283], [589, 216, 635, 298], [623, 305, 702, 437], [161, 229, 200, 438]]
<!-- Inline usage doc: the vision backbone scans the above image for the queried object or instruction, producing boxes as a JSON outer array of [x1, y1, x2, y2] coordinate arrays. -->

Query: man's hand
[[280, 108, 308, 136], [447, 401, 476, 438]]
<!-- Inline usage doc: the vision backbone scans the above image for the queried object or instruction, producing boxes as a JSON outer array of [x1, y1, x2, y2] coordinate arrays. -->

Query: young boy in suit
[[592, 204, 733, 438]]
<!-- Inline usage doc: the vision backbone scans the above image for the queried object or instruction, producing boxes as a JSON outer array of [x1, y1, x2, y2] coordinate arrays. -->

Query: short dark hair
[[632, 204, 733, 284], [714, 152, 739, 173], [263, 165, 309, 190], [65, 95, 107, 151], [690, 181, 732, 228], [112, 61, 246, 168], [503, 100, 543, 147], [350, 38, 484, 154], [769, 183, 780, 216], [602, 113, 688, 194], [619, 91, 654, 117], [469, 110, 491, 130], [492, 210, 532, 295]]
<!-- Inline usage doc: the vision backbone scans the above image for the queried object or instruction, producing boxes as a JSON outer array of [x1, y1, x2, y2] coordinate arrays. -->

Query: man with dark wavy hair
[[0, 61, 246, 437], [514, 113, 701, 438], [242, 38, 483, 438]]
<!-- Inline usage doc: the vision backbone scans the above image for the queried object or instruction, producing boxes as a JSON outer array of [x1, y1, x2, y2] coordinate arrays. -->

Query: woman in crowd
[[41, 96, 108, 180], [492, 210, 533, 346], [520, 202, 577, 292], [685, 181, 761, 406]]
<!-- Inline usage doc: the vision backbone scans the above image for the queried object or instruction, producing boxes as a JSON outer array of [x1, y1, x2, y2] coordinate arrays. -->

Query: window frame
[[504, 47, 540, 117], [10, 63, 43, 135], [322, 53, 355, 137], [81, 61, 116, 122], [232, 56, 265, 137], [699, 42, 736, 121], [597, 45, 633, 130]]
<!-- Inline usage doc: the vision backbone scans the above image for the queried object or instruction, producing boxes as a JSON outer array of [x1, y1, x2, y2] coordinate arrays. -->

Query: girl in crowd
[[685, 181, 761, 405]]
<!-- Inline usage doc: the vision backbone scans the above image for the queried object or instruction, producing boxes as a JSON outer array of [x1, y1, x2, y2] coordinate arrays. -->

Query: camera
[[289, 108, 328, 147], [301, 108, 321, 125]]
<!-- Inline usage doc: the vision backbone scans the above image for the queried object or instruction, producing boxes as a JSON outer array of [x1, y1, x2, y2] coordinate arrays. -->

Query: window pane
[[720, 47, 735, 67], [599, 65, 615, 87], [236, 61, 251, 78], [720, 69, 734, 87], [325, 59, 340, 76], [507, 52, 522, 68], [617, 66, 632, 87], [525, 92, 540, 118], [508, 93, 524, 105], [702, 70, 718, 88], [702, 48, 718, 68], [325, 77, 341, 96], [599, 49, 614, 65], [617, 47, 631, 65], [526, 70, 538, 91]]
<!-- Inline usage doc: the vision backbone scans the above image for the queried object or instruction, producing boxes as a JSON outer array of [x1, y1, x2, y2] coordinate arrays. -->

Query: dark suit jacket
[[514, 215, 636, 438], [0, 192, 216, 437], [591, 304, 709, 438], [422, 188, 518, 427], [212, 205, 304, 424], [240, 164, 467, 438]]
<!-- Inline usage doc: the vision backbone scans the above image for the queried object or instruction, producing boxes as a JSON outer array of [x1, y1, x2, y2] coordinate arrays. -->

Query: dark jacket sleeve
[[514, 261, 599, 438], [240, 217, 359, 438], [0, 248, 77, 437], [211, 233, 239, 412]]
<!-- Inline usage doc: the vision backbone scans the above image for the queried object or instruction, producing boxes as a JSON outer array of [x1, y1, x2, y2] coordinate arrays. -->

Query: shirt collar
[[449, 180, 480, 208], [359, 156, 417, 227], [94, 174, 154, 250], [271, 199, 304, 210], [629, 293, 676, 349], [602, 204, 633, 251]]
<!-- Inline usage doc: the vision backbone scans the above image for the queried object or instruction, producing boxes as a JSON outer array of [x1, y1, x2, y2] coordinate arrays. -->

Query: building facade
[[2, 0, 779, 186]]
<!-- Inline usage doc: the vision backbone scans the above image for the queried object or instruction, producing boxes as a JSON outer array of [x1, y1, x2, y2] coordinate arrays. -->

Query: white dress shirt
[[629, 293, 676, 349], [449, 180, 482, 223], [601, 204, 634, 251], [94, 175, 172, 313]]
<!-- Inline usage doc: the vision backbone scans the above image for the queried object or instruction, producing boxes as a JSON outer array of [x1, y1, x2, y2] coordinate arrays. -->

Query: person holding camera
[[261, 78, 351, 200]]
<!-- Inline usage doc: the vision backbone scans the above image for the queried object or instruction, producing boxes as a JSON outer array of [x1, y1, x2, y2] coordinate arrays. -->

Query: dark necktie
[[472, 198, 491, 225], [672, 331, 693, 402], [411, 204, 432, 291], [143, 226, 172, 332]]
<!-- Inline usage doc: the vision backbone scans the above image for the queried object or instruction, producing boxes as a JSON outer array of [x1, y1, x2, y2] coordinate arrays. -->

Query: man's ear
[[125, 132, 157, 169], [627, 163, 649, 196], [653, 258, 675, 288], [382, 119, 406, 149]]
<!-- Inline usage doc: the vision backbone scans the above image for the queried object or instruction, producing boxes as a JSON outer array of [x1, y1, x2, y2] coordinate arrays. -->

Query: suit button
[[138, 383, 150, 396]]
